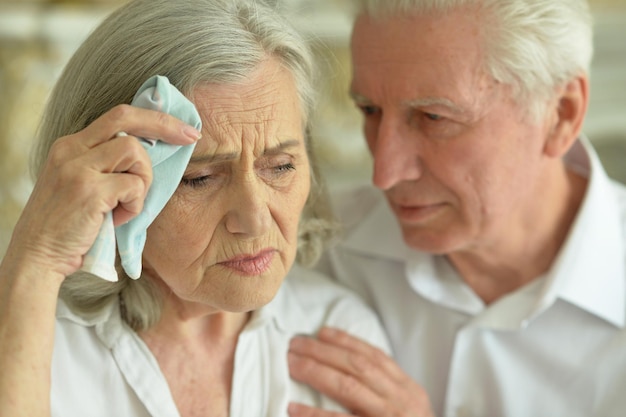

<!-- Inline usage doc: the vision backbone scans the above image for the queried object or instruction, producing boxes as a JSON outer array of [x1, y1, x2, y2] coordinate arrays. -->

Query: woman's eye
[[180, 175, 211, 188], [258, 161, 296, 182], [275, 163, 295, 173]]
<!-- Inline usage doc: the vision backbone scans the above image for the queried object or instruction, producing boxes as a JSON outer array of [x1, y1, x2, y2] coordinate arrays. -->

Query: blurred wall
[[1, 0, 625, 258]]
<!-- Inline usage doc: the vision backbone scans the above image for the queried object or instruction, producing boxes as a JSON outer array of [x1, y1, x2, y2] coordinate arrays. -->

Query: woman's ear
[[544, 75, 589, 158]]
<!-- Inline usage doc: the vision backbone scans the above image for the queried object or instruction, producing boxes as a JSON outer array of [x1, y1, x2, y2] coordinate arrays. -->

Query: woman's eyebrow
[[188, 152, 238, 165], [263, 139, 301, 156], [188, 139, 301, 164]]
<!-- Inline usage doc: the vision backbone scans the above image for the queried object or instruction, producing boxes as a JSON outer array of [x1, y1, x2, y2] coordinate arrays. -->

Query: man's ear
[[544, 74, 589, 158]]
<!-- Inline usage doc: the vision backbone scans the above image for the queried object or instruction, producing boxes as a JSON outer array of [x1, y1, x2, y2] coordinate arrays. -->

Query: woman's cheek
[[146, 198, 210, 254]]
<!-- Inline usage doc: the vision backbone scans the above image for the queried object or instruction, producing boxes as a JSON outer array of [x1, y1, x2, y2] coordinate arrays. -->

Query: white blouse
[[50, 264, 390, 417]]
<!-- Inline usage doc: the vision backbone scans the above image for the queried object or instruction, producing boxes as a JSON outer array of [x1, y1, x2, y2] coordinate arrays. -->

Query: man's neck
[[447, 166, 588, 305]]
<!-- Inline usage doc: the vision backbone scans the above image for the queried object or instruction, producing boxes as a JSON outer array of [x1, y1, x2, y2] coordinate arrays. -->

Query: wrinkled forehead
[[190, 62, 306, 156]]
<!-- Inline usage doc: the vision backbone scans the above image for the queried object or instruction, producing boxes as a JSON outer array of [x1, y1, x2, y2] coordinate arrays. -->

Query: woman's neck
[[149, 293, 250, 343], [138, 290, 251, 417]]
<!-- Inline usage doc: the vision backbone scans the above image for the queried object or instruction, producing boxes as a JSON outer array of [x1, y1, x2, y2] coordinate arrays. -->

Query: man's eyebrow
[[350, 92, 467, 116], [349, 91, 371, 104], [188, 139, 301, 164], [405, 97, 467, 116]]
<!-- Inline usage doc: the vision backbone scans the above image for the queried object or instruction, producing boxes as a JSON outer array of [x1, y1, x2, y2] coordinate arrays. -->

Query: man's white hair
[[353, 0, 593, 120]]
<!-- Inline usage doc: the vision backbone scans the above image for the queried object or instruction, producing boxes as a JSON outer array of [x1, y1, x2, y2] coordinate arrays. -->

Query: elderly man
[[288, 1, 626, 416]]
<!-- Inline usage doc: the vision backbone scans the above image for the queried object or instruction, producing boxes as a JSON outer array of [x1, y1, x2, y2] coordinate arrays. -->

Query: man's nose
[[370, 118, 422, 190], [225, 177, 271, 237]]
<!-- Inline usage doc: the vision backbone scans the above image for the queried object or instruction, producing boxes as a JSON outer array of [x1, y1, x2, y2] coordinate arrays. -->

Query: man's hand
[[288, 327, 436, 417]]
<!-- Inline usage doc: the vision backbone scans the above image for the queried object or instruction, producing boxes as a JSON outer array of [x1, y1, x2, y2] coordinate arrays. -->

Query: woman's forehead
[[192, 60, 302, 118], [190, 66, 304, 156], [189, 137, 304, 164]]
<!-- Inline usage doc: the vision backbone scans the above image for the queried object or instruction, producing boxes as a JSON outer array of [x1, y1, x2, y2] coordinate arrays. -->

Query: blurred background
[[0, 0, 625, 258]]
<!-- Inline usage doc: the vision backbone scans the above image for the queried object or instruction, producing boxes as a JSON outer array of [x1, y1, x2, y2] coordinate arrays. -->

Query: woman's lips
[[218, 249, 276, 276]]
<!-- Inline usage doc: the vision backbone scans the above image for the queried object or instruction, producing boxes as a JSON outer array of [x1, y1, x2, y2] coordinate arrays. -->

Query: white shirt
[[50, 264, 390, 417], [318, 137, 626, 417]]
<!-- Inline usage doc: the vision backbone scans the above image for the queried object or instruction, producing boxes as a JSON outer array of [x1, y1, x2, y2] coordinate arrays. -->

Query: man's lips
[[391, 202, 446, 223], [218, 249, 276, 276]]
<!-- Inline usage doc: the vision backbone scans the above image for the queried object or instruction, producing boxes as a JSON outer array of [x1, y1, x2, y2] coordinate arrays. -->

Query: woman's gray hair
[[34, 0, 335, 331], [352, 0, 594, 121]]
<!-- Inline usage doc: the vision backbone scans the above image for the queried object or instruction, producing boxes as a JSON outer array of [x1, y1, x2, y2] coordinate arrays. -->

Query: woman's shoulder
[[278, 264, 391, 353], [52, 299, 168, 416], [53, 298, 124, 368]]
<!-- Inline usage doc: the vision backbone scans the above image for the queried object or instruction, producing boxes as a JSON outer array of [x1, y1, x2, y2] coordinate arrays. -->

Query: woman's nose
[[224, 177, 271, 237]]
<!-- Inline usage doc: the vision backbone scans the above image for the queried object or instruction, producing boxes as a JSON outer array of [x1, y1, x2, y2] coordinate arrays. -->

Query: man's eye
[[424, 112, 443, 121], [359, 105, 380, 116]]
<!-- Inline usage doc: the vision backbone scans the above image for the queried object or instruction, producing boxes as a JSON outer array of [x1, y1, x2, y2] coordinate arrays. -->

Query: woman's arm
[[0, 247, 66, 416], [0, 106, 201, 416]]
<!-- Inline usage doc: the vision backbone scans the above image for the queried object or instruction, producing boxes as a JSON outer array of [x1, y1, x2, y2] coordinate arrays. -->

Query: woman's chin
[[207, 274, 285, 313]]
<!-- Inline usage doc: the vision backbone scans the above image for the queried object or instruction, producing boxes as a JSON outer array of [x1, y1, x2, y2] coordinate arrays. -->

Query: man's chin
[[400, 227, 466, 255]]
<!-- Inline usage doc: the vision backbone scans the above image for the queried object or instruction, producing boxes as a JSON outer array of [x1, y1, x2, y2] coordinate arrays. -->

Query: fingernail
[[183, 125, 202, 141]]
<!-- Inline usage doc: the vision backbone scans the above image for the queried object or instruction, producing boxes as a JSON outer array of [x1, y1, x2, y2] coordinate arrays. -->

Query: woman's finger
[[13, 131, 154, 275], [52, 133, 153, 225], [82, 134, 153, 188], [79, 104, 201, 149]]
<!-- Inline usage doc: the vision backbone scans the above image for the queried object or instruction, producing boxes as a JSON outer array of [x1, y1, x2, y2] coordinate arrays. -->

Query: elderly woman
[[0, 0, 389, 416]]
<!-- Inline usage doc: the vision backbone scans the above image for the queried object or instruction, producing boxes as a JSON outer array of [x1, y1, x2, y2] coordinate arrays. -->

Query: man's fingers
[[80, 104, 201, 148], [289, 333, 400, 397], [289, 330, 436, 417], [317, 327, 408, 383], [288, 349, 389, 416], [288, 403, 348, 417]]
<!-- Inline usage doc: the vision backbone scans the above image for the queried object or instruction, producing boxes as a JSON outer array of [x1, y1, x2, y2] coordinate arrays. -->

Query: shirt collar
[[532, 136, 625, 327], [56, 297, 126, 349], [57, 271, 312, 347], [245, 264, 317, 334]]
